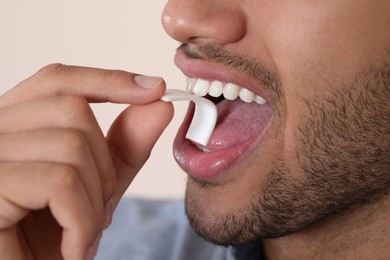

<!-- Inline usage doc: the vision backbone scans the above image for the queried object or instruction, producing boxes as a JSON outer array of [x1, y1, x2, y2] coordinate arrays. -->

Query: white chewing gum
[[161, 89, 217, 146]]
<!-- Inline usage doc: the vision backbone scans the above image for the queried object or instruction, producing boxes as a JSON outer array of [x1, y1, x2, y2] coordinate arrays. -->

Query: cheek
[[264, 2, 388, 70], [253, 2, 388, 170], [258, 1, 389, 91]]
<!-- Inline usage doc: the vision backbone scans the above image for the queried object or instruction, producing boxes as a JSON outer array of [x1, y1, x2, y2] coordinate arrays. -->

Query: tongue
[[200, 99, 273, 151]]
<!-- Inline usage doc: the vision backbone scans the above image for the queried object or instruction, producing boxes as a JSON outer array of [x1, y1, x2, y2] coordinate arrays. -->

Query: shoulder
[[96, 197, 234, 260]]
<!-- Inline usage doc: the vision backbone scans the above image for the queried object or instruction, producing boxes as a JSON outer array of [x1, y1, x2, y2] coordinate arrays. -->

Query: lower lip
[[173, 104, 272, 180]]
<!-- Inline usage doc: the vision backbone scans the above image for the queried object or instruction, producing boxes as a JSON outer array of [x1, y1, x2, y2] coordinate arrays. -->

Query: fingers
[[0, 64, 174, 259], [0, 95, 115, 206], [0, 129, 104, 225], [0, 63, 166, 108], [0, 162, 97, 260], [0, 64, 170, 208], [0, 95, 114, 259], [107, 100, 174, 205]]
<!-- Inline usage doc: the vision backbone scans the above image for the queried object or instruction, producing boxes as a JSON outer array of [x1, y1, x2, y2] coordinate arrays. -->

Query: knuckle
[[57, 95, 93, 126], [59, 129, 89, 158], [34, 64, 77, 95], [62, 95, 90, 113], [35, 63, 68, 80], [51, 164, 81, 191], [101, 69, 133, 88]]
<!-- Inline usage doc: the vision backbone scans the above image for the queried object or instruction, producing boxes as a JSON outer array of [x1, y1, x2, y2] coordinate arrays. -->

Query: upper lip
[[174, 49, 271, 103]]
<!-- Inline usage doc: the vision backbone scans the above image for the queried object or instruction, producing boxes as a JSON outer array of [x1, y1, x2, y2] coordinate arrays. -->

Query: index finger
[[0, 64, 166, 107]]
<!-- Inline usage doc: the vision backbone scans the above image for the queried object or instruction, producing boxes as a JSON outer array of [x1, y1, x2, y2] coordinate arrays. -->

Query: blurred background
[[0, 0, 187, 199]]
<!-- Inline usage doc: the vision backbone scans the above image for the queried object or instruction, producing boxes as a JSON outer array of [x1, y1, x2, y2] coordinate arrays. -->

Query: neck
[[263, 191, 390, 260]]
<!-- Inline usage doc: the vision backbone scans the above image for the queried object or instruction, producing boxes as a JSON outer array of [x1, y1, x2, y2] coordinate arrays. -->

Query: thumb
[[106, 100, 174, 205]]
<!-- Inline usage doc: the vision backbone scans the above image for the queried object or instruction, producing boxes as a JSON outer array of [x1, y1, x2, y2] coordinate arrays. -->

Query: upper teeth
[[186, 78, 267, 105]]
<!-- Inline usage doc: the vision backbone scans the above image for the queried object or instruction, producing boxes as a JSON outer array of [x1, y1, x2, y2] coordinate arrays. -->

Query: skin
[[0, 65, 174, 259], [162, 0, 390, 259], [0, 1, 388, 260]]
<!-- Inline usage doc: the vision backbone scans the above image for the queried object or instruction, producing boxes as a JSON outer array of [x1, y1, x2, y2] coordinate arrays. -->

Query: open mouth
[[173, 77, 274, 180]]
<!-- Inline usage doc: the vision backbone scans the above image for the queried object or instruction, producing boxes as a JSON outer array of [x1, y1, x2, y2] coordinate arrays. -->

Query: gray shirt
[[96, 198, 235, 260]]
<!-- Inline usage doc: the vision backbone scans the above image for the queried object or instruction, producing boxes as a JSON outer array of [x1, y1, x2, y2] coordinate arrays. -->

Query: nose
[[162, 0, 246, 45]]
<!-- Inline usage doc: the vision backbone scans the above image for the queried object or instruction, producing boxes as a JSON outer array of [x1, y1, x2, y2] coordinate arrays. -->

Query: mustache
[[178, 43, 283, 101]]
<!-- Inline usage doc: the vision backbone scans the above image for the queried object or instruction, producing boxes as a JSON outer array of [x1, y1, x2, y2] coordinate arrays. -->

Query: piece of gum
[[161, 89, 217, 146]]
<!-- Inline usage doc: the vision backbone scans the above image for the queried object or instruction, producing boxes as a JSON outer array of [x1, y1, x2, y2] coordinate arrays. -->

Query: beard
[[184, 53, 390, 246]]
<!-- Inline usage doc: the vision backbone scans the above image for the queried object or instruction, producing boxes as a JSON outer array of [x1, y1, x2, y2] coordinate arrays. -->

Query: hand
[[0, 64, 174, 260]]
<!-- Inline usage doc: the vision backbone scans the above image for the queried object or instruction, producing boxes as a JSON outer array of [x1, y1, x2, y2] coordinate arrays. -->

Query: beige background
[[0, 0, 187, 199]]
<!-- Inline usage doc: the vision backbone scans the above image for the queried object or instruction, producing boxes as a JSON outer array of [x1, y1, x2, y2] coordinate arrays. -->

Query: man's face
[[162, 0, 390, 245]]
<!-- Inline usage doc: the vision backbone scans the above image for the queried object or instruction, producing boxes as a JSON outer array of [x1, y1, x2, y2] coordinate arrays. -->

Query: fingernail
[[103, 199, 114, 229], [134, 75, 163, 89], [86, 232, 103, 260]]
